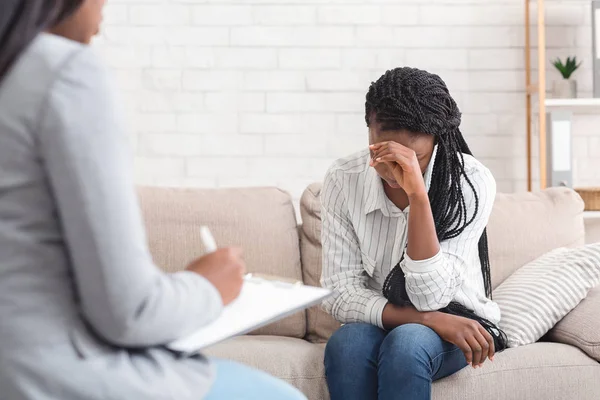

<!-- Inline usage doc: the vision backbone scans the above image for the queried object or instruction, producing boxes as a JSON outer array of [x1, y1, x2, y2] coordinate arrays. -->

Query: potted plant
[[551, 56, 581, 99]]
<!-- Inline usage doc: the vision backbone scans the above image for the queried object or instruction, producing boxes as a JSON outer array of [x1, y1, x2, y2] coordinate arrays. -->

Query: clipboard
[[167, 275, 332, 355]]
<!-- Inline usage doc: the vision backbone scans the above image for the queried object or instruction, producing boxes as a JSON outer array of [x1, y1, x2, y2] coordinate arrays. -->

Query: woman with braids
[[0, 1, 306, 399], [321, 67, 507, 400]]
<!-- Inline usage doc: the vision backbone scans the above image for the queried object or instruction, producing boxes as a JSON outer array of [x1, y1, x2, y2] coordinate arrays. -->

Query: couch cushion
[[487, 187, 585, 288], [548, 285, 600, 362], [208, 337, 600, 400], [434, 342, 600, 400], [137, 186, 305, 338], [300, 184, 341, 343], [205, 336, 329, 400]]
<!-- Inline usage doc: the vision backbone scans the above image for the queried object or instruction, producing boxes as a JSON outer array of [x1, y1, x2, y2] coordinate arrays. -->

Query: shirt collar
[[363, 144, 438, 215]]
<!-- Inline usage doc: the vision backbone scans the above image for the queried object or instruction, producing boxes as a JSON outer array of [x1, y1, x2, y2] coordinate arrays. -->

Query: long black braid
[[365, 67, 506, 351]]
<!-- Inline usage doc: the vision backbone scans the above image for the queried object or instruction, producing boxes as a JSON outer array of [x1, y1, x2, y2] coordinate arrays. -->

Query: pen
[[199, 226, 218, 254], [199, 226, 300, 288], [200, 226, 255, 283]]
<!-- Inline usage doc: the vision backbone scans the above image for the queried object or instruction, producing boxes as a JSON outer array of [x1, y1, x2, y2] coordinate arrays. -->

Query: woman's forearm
[[382, 302, 436, 330], [406, 192, 440, 261]]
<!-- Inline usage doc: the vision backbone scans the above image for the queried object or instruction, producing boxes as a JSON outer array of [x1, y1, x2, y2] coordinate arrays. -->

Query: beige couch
[[138, 185, 600, 400]]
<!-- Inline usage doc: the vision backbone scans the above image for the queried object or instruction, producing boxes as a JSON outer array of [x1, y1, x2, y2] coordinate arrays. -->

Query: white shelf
[[544, 98, 600, 112], [584, 211, 600, 219]]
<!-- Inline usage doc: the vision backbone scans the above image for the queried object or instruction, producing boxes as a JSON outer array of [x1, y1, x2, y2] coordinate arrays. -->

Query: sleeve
[[400, 166, 496, 312], [320, 169, 388, 328], [37, 48, 223, 347]]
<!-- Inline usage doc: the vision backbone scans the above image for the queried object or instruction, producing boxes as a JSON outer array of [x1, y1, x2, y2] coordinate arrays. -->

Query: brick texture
[[97, 0, 600, 200]]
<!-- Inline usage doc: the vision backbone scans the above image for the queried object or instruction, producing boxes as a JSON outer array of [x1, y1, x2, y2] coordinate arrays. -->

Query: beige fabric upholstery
[[206, 337, 600, 400], [205, 336, 329, 400], [548, 285, 600, 362], [300, 184, 341, 343], [585, 217, 600, 244], [488, 188, 585, 288], [433, 342, 600, 400], [137, 186, 306, 338]]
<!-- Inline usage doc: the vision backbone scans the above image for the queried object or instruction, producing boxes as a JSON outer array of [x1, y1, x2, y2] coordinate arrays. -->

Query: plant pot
[[552, 79, 577, 99]]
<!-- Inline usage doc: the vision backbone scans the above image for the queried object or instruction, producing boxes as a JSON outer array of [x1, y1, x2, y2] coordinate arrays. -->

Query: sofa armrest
[[547, 285, 600, 361]]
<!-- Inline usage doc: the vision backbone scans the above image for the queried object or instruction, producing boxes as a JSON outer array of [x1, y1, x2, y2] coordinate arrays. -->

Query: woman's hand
[[369, 141, 426, 197], [186, 248, 246, 306], [425, 312, 495, 368]]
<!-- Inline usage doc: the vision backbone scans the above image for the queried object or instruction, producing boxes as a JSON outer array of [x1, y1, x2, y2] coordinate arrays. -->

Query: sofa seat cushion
[[434, 342, 600, 400], [207, 337, 600, 400], [204, 336, 328, 400], [137, 186, 305, 338]]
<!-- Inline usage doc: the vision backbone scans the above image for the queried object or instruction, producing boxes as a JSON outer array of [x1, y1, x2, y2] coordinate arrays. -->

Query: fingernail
[[376, 157, 381, 161]]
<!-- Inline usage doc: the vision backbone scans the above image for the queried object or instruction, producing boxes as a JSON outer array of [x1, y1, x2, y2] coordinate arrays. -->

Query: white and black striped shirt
[[320, 146, 501, 329]]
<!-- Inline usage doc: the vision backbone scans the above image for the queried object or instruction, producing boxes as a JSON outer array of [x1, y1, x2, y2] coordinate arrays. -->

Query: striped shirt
[[320, 146, 501, 329]]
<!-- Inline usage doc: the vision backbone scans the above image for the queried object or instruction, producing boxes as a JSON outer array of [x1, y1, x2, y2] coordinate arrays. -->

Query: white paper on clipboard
[[167, 278, 332, 355]]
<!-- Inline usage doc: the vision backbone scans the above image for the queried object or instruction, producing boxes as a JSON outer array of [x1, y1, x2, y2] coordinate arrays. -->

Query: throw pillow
[[492, 244, 600, 347]]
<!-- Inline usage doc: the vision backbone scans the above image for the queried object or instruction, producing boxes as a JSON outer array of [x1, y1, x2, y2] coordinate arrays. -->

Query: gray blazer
[[0, 33, 223, 399]]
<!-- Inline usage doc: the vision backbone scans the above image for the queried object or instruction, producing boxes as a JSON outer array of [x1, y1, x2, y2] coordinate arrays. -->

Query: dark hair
[[367, 67, 507, 350], [0, 0, 83, 82]]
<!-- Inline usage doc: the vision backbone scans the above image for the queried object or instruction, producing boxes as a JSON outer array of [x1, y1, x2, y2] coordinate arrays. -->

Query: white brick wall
[[97, 0, 600, 201]]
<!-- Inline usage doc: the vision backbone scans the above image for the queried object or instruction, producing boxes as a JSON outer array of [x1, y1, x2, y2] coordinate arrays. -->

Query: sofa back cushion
[[300, 184, 585, 342], [137, 186, 305, 338], [487, 187, 585, 288], [300, 184, 341, 343]]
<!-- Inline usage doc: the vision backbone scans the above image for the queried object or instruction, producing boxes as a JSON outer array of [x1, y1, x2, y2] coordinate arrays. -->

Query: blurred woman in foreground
[[0, 1, 305, 399]]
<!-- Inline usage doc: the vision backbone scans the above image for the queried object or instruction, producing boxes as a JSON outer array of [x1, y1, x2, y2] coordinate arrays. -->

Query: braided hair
[[366, 68, 506, 350]]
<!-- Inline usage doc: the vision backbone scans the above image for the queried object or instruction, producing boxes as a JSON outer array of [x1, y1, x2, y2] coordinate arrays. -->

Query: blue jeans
[[204, 359, 306, 400], [324, 323, 467, 400]]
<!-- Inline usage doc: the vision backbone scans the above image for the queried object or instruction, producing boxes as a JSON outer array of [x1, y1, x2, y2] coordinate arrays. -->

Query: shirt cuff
[[402, 249, 445, 273], [366, 296, 389, 329], [176, 271, 224, 326]]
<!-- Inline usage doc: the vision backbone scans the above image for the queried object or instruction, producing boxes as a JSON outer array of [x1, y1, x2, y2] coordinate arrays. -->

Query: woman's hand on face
[[425, 312, 495, 368], [369, 141, 426, 198]]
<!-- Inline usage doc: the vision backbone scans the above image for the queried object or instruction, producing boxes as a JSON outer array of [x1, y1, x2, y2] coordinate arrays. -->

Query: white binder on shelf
[[167, 276, 332, 355], [593, 1, 600, 97]]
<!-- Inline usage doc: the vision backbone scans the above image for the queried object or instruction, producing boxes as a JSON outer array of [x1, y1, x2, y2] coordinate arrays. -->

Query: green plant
[[552, 56, 581, 79]]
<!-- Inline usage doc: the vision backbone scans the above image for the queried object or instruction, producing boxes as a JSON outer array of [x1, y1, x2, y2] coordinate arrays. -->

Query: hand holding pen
[[185, 226, 246, 306]]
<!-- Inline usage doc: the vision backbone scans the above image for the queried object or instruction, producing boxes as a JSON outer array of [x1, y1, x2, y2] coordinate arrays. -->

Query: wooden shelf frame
[[525, 0, 547, 190]]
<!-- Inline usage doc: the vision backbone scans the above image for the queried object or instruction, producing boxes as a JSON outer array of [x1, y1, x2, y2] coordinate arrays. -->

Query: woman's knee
[[266, 378, 307, 400], [379, 323, 438, 364], [207, 359, 306, 400], [248, 369, 306, 400], [325, 323, 386, 367], [246, 374, 307, 400]]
